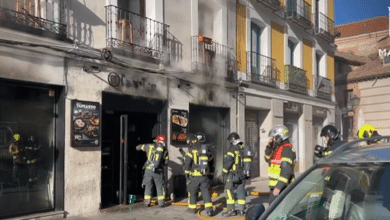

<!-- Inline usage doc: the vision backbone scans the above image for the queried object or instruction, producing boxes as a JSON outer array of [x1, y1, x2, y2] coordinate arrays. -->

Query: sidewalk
[[66, 177, 273, 220]]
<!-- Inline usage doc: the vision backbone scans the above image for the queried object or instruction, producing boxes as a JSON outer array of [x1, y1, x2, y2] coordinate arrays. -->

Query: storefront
[[100, 92, 167, 208], [0, 79, 65, 219]]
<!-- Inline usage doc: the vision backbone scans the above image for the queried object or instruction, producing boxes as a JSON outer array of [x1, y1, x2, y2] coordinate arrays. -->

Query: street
[[66, 178, 271, 220]]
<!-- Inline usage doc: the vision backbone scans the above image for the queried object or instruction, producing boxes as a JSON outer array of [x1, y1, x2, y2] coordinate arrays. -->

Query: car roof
[[318, 135, 390, 164]]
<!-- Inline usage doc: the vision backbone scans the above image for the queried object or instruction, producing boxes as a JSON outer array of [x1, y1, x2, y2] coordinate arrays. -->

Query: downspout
[[236, 88, 239, 133]]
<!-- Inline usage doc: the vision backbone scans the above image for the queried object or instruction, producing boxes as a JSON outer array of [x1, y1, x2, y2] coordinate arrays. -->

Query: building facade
[[235, 0, 336, 177], [335, 14, 390, 141], [0, 0, 335, 218]]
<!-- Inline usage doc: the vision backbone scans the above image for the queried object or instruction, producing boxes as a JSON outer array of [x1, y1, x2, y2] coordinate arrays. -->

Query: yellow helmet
[[357, 124, 378, 139]]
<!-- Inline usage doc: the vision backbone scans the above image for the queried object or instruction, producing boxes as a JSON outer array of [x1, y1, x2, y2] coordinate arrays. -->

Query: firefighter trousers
[[187, 175, 213, 211], [143, 169, 165, 206], [224, 173, 246, 211]]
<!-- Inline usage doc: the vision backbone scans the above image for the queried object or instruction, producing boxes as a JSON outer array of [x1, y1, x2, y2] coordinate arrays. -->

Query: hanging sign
[[71, 100, 100, 147]]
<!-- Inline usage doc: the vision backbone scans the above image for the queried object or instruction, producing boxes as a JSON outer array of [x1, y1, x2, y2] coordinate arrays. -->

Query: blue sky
[[335, 0, 389, 25]]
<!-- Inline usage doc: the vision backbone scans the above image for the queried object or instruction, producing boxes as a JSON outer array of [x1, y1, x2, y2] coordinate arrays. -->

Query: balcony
[[285, 65, 308, 94], [246, 51, 277, 86], [191, 36, 236, 77], [0, 4, 66, 36], [254, 0, 284, 17], [315, 75, 332, 100], [313, 12, 336, 43], [105, 5, 182, 62], [285, 0, 312, 30]]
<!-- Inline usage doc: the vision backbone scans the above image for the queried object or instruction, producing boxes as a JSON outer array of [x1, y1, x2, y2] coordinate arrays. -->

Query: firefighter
[[314, 125, 344, 159], [136, 135, 167, 208], [357, 124, 381, 145], [184, 133, 213, 216], [222, 132, 252, 217], [265, 125, 296, 204], [25, 136, 40, 187], [9, 132, 25, 181]]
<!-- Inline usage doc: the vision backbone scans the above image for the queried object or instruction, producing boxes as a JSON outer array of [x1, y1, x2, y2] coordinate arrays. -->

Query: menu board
[[171, 109, 188, 145], [71, 100, 100, 147]]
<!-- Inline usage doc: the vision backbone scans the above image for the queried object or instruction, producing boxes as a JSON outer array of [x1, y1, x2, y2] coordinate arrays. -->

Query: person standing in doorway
[[222, 132, 252, 217], [265, 125, 296, 204], [136, 135, 167, 208]]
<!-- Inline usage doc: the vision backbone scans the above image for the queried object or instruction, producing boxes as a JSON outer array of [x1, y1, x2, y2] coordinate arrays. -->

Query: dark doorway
[[245, 109, 260, 178], [101, 92, 166, 209], [188, 104, 230, 185]]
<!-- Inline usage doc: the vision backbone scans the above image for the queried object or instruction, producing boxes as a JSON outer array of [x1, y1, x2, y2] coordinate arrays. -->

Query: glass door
[[119, 115, 128, 204], [251, 22, 261, 76]]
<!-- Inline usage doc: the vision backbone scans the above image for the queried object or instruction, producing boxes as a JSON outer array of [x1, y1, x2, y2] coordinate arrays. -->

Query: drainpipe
[[236, 88, 239, 133]]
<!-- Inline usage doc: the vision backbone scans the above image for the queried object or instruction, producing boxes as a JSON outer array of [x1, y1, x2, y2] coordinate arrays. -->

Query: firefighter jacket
[[264, 141, 296, 190], [314, 138, 344, 158], [184, 143, 209, 177], [222, 142, 252, 179], [9, 142, 24, 163], [136, 143, 167, 171]]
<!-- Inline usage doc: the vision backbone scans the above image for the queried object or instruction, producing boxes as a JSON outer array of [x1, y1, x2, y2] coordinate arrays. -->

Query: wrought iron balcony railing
[[255, 0, 282, 12], [315, 75, 332, 100], [105, 5, 182, 62], [313, 12, 335, 43], [285, 0, 312, 29], [246, 51, 277, 86], [191, 36, 236, 76], [285, 65, 308, 94], [0, 6, 66, 35]]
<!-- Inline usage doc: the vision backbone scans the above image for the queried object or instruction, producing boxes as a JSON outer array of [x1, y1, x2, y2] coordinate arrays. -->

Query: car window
[[266, 163, 390, 220]]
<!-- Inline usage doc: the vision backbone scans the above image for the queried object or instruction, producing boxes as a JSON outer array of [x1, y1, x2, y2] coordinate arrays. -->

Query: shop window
[[0, 82, 56, 218]]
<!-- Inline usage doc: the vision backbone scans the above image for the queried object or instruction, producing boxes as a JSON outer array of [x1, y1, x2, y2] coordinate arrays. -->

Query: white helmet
[[269, 125, 289, 144]]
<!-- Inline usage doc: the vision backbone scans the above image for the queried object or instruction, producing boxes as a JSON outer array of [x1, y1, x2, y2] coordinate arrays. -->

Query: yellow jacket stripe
[[199, 156, 208, 160], [227, 152, 235, 157], [186, 152, 193, 158], [281, 157, 293, 164], [243, 158, 252, 162]]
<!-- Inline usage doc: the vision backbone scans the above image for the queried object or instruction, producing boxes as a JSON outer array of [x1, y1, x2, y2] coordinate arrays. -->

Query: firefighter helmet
[[227, 132, 240, 144], [357, 124, 379, 139], [12, 133, 21, 143], [320, 125, 339, 140], [269, 125, 289, 144], [186, 133, 198, 145], [155, 135, 166, 143], [195, 132, 206, 143]]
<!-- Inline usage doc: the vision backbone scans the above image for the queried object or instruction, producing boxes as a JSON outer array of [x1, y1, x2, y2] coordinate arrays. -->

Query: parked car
[[246, 135, 390, 220]]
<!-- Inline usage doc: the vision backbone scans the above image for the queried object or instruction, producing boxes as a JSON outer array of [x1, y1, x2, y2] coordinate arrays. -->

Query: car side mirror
[[245, 204, 266, 220]]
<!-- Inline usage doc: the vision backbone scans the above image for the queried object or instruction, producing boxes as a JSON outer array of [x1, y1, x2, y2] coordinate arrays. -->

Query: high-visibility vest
[[267, 143, 294, 187]]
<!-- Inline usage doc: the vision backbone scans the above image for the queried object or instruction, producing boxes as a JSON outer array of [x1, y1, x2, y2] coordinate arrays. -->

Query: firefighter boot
[[207, 210, 213, 216], [238, 210, 245, 216]]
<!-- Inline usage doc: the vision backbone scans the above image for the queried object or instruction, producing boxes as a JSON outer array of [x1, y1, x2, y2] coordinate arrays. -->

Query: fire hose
[[133, 190, 269, 220]]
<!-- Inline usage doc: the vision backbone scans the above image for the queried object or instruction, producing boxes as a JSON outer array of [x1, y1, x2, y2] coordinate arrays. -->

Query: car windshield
[[266, 163, 390, 220]]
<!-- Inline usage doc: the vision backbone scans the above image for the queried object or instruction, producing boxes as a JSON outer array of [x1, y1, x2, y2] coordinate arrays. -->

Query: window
[[346, 89, 353, 108], [251, 22, 261, 74], [288, 40, 296, 66], [0, 0, 62, 23], [266, 164, 390, 220], [0, 82, 56, 218]]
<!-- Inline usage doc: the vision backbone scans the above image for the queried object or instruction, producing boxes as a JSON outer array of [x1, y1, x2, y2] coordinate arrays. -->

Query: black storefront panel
[[0, 81, 59, 218]]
